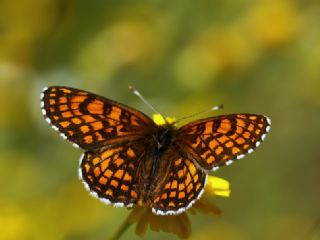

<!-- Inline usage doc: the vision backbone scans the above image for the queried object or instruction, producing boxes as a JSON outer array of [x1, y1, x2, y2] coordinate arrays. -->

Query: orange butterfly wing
[[177, 114, 271, 171], [79, 141, 146, 207], [151, 114, 271, 215], [152, 153, 206, 215], [41, 86, 156, 150]]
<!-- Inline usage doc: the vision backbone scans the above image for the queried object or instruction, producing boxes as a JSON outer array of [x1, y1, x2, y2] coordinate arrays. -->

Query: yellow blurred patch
[[246, 0, 300, 47], [0, 202, 32, 239], [152, 114, 176, 126]]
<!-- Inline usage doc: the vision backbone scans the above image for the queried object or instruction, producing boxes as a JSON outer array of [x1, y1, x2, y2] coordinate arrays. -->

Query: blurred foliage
[[1, 0, 320, 239]]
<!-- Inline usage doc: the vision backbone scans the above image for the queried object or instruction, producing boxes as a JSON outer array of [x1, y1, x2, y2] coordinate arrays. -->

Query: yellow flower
[[111, 176, 231, 239]]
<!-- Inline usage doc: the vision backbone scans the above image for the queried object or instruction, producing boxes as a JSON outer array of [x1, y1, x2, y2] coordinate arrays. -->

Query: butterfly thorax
[[154, 124, 176, 152], [139, 123, 177, 205]]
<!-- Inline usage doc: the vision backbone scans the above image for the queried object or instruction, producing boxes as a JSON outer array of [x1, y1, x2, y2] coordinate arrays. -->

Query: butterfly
[[40, 86, 271, 215]]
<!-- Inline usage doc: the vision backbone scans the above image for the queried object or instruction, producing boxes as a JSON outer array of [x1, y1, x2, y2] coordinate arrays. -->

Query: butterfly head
[[152, 114, 176, 126]]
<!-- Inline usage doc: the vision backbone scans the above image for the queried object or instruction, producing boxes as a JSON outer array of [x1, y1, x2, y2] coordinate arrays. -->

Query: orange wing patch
[[41, 86, 156, 150], [87, 99, 104, 115], [178, 114, 271, 170]]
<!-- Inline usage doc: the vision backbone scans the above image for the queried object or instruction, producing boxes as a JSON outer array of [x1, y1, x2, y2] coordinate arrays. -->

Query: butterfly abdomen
[[140, 124, 177, 203]]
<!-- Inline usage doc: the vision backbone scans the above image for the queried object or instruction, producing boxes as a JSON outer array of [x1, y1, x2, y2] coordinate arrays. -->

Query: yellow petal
[[205, 176, 231, 197], [165, 116, 176, 124], [153, 114, 166, 125], [152, 114, 176, 125]]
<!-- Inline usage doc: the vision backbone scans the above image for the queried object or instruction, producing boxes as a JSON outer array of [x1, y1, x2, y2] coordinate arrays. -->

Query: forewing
[[152, 154, 207, 215], [79, 141, 145, 207], [177, 114, 271, 170], [40, 86, 156, 150]]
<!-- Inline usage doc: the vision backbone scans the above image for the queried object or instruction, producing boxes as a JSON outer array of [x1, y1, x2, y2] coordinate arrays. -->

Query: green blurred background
[[1, 0, 320, 239]]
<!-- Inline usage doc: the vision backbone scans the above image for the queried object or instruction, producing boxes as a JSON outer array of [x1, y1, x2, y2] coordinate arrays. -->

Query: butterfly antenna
[[175, 104, 224, 124], [129, 86, 164, 117]]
